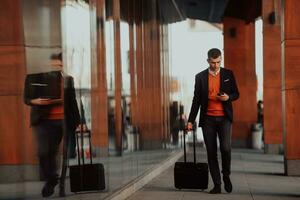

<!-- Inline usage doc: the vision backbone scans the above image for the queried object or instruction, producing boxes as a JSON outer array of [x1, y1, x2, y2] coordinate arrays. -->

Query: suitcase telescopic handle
[[75, 130, 93, 166], [75, 131, 81, 166], [183, 128, 196, 163]]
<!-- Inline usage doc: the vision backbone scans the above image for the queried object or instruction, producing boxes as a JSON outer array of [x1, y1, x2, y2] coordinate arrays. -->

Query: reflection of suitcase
[[174, 129, 208, 190], [69, 130, 105, 192], [25, 71, 62, 99]]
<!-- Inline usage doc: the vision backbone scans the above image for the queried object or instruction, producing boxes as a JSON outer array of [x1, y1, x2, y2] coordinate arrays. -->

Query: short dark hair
[[207, 48, 221, 59], [50, 52, 62, 61]]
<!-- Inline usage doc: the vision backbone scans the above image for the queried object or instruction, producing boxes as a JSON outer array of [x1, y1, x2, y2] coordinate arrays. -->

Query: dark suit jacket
[[24, 71, 81, 130], [188, 68, 239, 127]]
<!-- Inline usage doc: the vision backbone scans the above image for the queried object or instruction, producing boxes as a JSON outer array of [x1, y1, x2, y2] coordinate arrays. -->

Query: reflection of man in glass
[[23, 52, 83, 197]]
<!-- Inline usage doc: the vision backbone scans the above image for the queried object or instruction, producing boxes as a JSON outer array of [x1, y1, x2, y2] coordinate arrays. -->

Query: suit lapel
[[220, 68, 224, 91], [203, 69, 209, 100]]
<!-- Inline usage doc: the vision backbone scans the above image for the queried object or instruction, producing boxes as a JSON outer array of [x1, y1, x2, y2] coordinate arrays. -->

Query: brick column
[[223, 17, 257, 148], [282, 0, 300, 175], [0, 0, 29, 168], [262, 0, 283, 154], [90, 0, 109, 155]]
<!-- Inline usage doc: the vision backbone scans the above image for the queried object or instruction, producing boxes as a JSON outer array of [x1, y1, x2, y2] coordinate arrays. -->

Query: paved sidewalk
[[2, 148, 299, 200], [126, 148, 300, 200], [0, 149, 179, 200]]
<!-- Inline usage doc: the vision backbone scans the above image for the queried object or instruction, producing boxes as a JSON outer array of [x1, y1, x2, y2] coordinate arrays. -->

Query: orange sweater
[[48, 105, 64, 120], [48, 77, 64, 120], [207, 73, 225, 116]]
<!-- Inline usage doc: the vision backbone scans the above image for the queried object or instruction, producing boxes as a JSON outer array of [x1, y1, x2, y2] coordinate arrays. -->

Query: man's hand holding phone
[[217, 92, 229, 101]]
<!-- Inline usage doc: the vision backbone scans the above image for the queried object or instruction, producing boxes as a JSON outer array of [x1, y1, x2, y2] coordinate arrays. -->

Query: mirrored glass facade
[[0, 0, 177, 199]]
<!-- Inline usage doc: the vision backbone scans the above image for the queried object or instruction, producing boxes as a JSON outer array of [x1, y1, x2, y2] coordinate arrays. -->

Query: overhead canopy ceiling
[[158, 0, 262, 24]]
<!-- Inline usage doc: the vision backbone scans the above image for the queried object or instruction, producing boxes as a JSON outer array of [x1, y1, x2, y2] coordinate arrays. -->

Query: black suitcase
[[69, 130, 105, 192], [174, 129, 208, 190]]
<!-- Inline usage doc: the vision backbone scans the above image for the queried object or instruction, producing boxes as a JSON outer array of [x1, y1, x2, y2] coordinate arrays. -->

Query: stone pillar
[[0, 0, 62, 182], [112, 0, 123, 155], [90, 0, 109, 155], [282, 0, 300, 176], [131, 0, 171, 150], [262, 0, 283, 154], [0, 0, 29, 182], [223, 17, 257, 148]]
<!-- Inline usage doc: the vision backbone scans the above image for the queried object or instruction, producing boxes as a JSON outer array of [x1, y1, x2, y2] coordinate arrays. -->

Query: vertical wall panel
[[134, 0, 146, 148], [282, 41, 300, 157], [129, 12, 137, 126], [262, 0, 283, 153], [22, 0, 62, 165], [224, 17, 257, 148], [113, 0, 123, 153], [0, 1, 24, 45], [0, 0, 32, 167], [130, 0, 170, 149], [282, 0, 300, 175], [90, 0, 109, 153], [161, 24, 171, 144]]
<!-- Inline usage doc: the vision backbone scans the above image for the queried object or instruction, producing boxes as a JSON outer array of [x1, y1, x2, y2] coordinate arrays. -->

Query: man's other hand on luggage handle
[[186, 122, 193, 132], [76, 124, 88, 132]]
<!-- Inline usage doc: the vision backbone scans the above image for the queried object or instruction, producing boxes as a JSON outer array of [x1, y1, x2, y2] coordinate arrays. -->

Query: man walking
[[187, 48, 239, 194]]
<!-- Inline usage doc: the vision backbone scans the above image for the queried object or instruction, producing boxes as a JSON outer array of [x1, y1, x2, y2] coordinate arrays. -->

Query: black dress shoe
[[42, 180, 58, 197], [223, 176, 232, 193], [209, 185, 221, 194]]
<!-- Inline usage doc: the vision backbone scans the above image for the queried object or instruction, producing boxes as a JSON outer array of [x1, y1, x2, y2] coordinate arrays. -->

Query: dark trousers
[[202, 116, 232, 186], [33, 120, 63, 183]]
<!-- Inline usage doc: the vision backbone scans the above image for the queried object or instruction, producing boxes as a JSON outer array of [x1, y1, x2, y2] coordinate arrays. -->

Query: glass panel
[[0, 0, 182, 199], [61, 0, 92, 128], [105, 20, 116, 155], [120, 21, 133, 186], [3, 0, 65, 199]]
